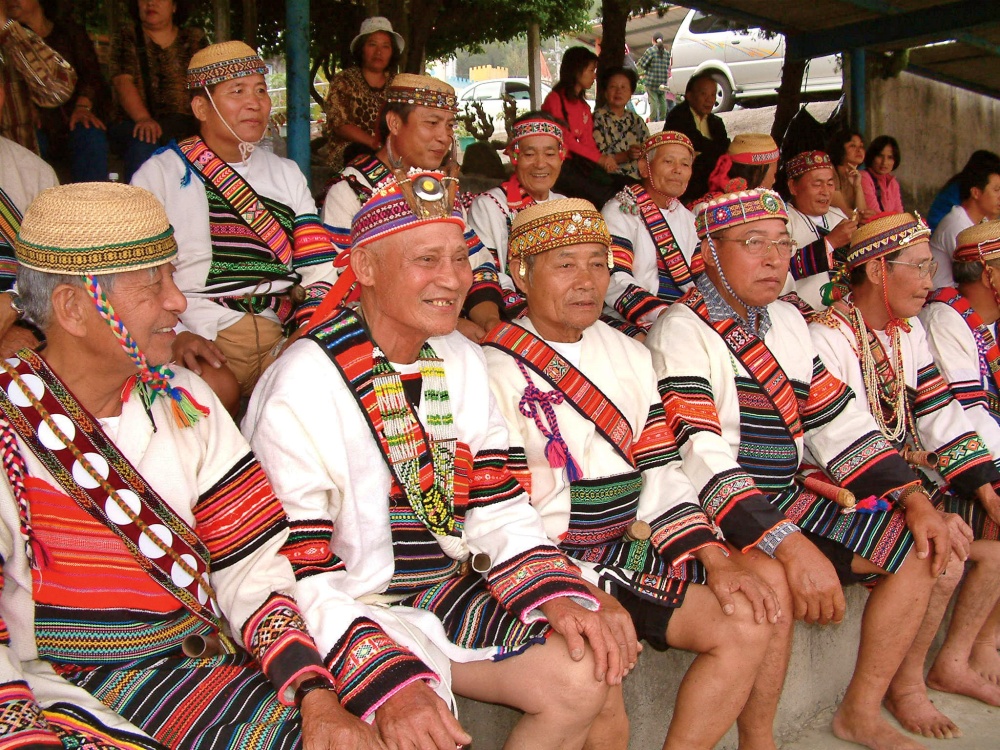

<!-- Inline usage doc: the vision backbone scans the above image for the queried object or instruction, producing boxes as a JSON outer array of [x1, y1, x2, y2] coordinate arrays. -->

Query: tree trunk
[[242, 0, 257, 47], [597, 0, 629, 107], [401, 0, 445, 73], [213, 0, 231, 43], [770, 58, 806, 142]]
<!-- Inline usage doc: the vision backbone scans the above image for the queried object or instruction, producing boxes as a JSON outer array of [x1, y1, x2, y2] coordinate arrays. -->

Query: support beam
[[849, 48, 865, 133], [286, 0, 311, 181], [786, 1, 1000, 60], [527, 23, 543, 110]]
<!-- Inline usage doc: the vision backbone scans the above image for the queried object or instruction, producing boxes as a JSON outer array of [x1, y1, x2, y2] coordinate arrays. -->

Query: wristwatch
[[293, 675, 336, 707]]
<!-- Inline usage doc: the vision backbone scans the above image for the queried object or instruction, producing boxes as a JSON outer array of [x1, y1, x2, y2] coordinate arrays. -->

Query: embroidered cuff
[[486, 546, 596, 622], [243, 593, 327, 701], [754, 521, 801, 558], [282, 519, 346, 580], [650, 503, 724, 567], [325, 618, 436, 720]]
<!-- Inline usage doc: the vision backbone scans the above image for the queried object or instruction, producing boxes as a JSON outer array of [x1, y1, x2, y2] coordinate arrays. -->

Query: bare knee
[[970, 539, 1000, 570], [715, 600, 774, 658], [934, 554, 965, 594], [541, 642, 611, 719]]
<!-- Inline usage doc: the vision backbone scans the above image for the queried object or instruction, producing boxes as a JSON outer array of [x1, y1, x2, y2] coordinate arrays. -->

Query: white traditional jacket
[[785, 204, 848, 311]]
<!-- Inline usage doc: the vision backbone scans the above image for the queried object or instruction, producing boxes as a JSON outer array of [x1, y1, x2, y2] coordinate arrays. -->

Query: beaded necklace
[[847, 302, 916, 445], [370, 342, 457, 535]]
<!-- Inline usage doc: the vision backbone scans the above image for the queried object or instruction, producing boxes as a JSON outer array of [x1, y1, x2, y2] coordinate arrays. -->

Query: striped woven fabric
[[0, 185, 21, 291]]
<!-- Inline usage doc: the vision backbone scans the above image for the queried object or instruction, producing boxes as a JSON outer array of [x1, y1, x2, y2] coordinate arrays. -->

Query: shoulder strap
[[0, 353, 223, 631], [0, 187, 22, 290], [482, 323, 635, 464], [629, 184, 699, 287], [928, 288, 1000, 394], [174, 137, 293, 267], [682, 292, 804, 440]]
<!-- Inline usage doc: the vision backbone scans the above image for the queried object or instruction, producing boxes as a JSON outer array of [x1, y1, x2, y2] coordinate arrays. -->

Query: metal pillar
[[527, 23, 543, 110], [286, 0, 311, 181], [850, 48, 866, 133]]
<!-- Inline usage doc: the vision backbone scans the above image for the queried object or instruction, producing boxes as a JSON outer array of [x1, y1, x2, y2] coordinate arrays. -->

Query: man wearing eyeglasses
[[810, 213, 1000, 739], [648, 192, 960, 750]]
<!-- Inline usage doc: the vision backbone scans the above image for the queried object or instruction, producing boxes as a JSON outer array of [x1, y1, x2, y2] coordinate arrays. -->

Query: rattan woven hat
[[187, 41, 267, 90], [386, 74, 458, 112], [350, 17, 404, 55], [729, 133, 780, 165], [508, 198, 611, 266], [16, 183, 177, 274], [954, 220, 1000, 263], [846, 212, 930, 269]]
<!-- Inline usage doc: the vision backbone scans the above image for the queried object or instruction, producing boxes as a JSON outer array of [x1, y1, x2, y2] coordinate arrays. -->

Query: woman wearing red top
[[860, 134, 905, 213], [542, 47, 618, 173]]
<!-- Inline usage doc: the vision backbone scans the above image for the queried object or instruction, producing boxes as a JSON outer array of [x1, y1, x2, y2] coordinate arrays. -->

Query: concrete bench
[[456, 586, 869, 749]]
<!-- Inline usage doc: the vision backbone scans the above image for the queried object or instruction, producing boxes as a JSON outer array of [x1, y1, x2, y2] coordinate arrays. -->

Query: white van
[[667, 10, 842, 111]]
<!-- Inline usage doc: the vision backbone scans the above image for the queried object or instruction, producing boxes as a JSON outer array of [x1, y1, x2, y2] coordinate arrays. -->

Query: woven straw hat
[[509, 198, 611, 265], [729, 133, 779, 165], [695, 189, 788, 240], [846, 212, 930, 269], [350, 17, 404, 55], [954, 220, 1000, 263], [187, 41, 267, 90], [386, 74, 458, 111], [16, 183, 177, 275]]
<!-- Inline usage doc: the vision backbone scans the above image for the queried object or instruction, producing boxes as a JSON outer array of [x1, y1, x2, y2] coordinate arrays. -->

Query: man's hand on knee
[[939, 510, 972, 563], [773, 532, 845, 625], [698, 546, 781, 624], [172, 331, 227, 376], [903, 492, 951, 577], [300, 688, 387, 750], [540, 596, 624, 685], [581, 581, 641, 676], [374, 680, 471, 750]]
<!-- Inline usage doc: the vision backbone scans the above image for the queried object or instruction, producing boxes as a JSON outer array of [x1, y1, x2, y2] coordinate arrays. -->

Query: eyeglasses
[[886, 259, 938, 278], [716, 235, 798, 258]]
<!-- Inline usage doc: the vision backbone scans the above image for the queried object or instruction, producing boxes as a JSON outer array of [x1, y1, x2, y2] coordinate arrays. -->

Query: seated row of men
[[2, 41, 1000, 750]]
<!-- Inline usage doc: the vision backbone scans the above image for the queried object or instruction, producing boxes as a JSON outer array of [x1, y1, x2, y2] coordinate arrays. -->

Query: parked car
[[456, 78, 552, 137], [667, 9, 842, 112]]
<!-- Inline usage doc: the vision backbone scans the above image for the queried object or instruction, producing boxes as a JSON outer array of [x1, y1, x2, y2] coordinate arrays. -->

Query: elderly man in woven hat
[[601, 130, 699, 334], [648, 189, 957, 750], [783, 150, 859, 311], [245, 172, 631, 750], [810, 214, 1000, 739], [467, 110, 567, 318], [483, 197, 781, 750], [133, 40, 339, 405], [0, 182, 384, 749], [321, 73, 504, 341], [692, 132, 780, 206]]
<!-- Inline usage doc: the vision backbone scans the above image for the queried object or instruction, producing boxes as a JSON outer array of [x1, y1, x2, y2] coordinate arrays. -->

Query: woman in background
[[860, 134, 904, 213], [593, 66, 648, 180]]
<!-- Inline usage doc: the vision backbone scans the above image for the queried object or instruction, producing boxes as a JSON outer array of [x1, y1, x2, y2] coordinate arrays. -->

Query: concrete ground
[[781, 690, 998, 749]]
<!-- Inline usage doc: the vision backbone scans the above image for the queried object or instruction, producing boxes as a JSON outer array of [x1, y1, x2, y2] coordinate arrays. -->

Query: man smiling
[[133, 41, 339, 403]]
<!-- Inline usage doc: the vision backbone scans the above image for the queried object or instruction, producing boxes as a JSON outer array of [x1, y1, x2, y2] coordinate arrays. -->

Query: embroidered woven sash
[[176, 136, 293, 268], [928, 288, 1000, 396], [308, 309, 458, 538], [683, 291, 804, 441], [629, 184, 702, 295], [0, 352, 221, 630], [482, 322, 635, 464], [0, 186, 21, 290], [339, 154, 392, 204]]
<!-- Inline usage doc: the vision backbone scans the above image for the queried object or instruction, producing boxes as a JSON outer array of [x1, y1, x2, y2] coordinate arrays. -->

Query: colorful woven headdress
[[846, 212, 931, 270], [16, 183, 208, 428], [642, 130, 695, 159], [785, 150, 833, 181], [508, 198, 611, 276], [385, 74, 458, 112], [953, 220, 1000, 264], [506, 117, 565, 154], [695, 189, 789, 240], [351, 171, 465, 248], [187, 41, 267, 90]]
